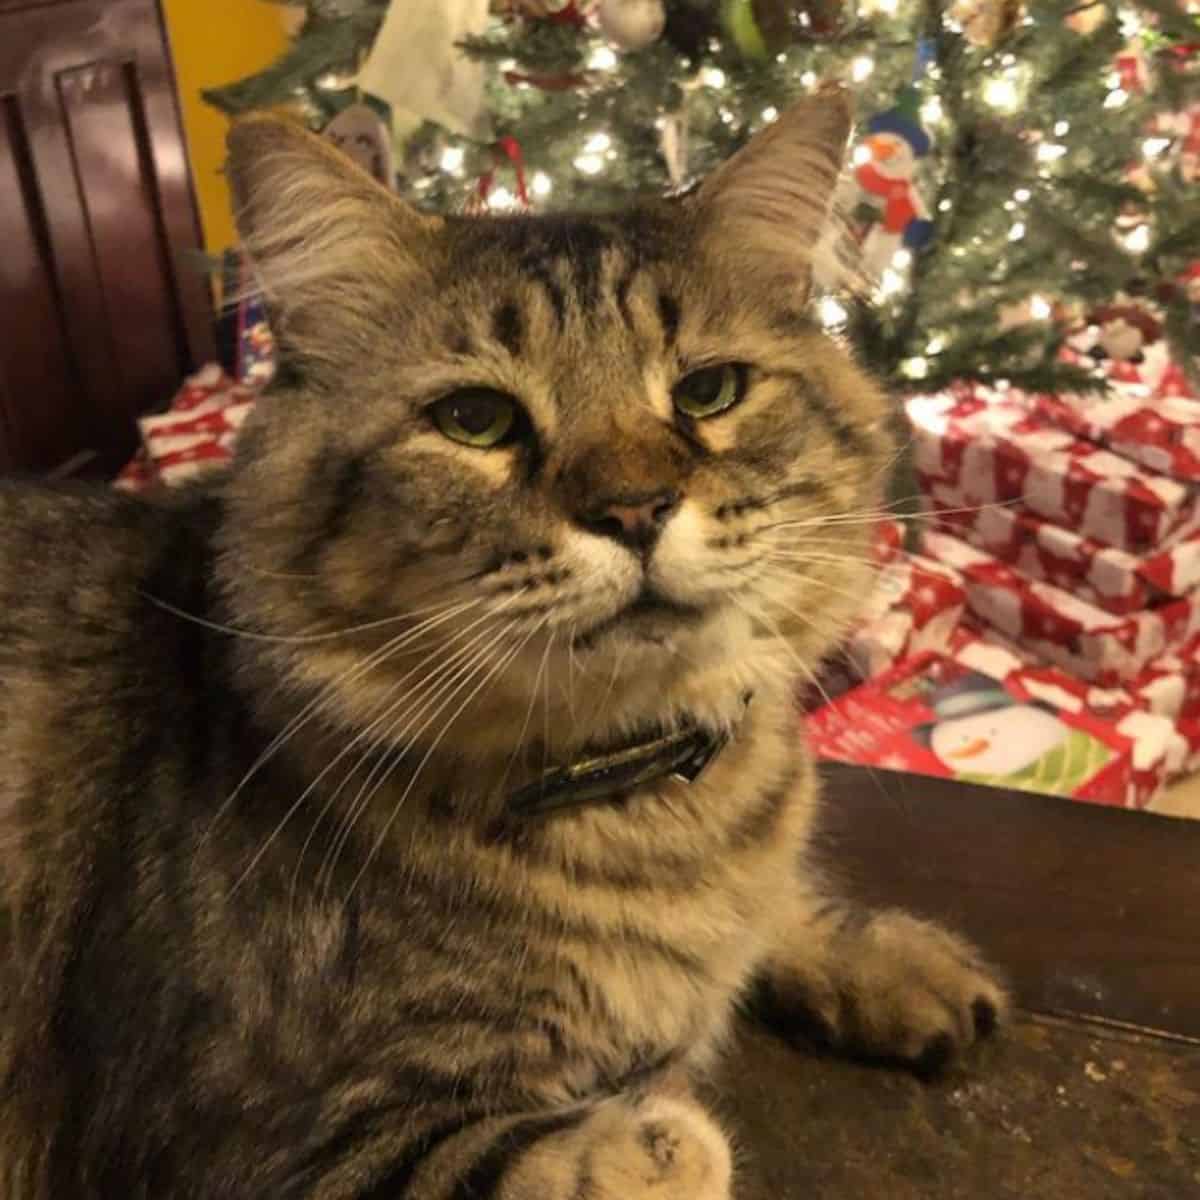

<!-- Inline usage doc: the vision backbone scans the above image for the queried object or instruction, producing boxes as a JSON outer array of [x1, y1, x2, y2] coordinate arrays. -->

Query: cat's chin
[[571, 585, 706, 651]]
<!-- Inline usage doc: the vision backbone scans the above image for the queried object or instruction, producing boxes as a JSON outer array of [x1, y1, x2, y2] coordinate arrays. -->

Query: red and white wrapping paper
[[921, 530, 1200, 685], [1031, 387, 1200, 485], [806, 651, 1188, 810], [908, 388, 1197, 554], [844, 552, 965, 679], [137, 364, 258, 486], [923, 478, 1200, 616]]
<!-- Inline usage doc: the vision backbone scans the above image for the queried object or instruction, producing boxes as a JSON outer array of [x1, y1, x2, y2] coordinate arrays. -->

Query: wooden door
[[0, 0, 215, 476]]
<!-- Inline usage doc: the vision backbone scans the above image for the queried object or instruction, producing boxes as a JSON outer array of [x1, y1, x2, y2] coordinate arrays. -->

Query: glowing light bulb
[[902, 356, 929, 379], [852, 144, 873, 166], [761, 106, 779, 123], [1014, 187, 1031, 201], [879, 268, 905, 298], [1029, 294, 1051, 320], [1036, 143, 1067, 163], [488, 186, 514, 210], [921, 97, 944, 124], [439, 146, 465, 173], [1009, 221, 1026, 241], [573, 154, 605, 175], [851, 56, 875, 82], [531, 172, 553, 198], [701, 67, 727, 89], [800, 71, 817, 88], [584, 132, 612, 154], [938, 198, 952, 213], [983, 79, 1019, 110], [1123, 224, 1151, 253], [1104, 89, 1128, 109], [926, 335, 946, 354], [1054, 120, 1070, 136], [1143, 137, 1172, 158], [818, 297, 848, 328], [587, 45, 618, 71], [892, 248, 913, 269]]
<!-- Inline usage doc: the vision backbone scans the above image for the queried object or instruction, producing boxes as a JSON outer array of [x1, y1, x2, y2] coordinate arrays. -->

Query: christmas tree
[[205, 0, 1200, 397]]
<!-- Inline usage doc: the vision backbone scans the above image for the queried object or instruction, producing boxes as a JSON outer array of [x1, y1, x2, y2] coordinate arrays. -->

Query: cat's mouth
[[574, 585, 705, 649]]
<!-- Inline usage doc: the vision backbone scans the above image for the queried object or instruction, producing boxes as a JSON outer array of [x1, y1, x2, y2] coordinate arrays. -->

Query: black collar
[[506, 695, 751, 819]]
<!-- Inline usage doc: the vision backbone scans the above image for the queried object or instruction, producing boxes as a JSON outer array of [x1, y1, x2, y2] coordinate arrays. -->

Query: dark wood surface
[[818, 763, 1200, 1040], [714, 1013, 1199, 1199], [0, 0, 214, 476]]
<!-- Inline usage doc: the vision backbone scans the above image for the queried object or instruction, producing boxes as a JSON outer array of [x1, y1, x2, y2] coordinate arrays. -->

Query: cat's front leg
[[751, 885, 1008, 1078], [384, 1090, 732, 1200]]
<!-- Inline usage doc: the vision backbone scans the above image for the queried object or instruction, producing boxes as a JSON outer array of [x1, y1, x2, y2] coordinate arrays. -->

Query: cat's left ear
[[691, 85, 854, 289]]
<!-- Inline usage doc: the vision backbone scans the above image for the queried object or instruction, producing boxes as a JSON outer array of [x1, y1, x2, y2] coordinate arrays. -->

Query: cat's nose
[[582, 492, 680, 552]]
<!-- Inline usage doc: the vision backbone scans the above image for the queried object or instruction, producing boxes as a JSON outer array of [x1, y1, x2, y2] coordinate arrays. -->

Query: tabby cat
[[0, 88, 1005, 1198]]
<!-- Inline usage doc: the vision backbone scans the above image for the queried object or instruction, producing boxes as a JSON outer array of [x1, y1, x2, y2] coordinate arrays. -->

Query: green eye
[[672, 364, 747, 419], [430, 388, 518, 448]]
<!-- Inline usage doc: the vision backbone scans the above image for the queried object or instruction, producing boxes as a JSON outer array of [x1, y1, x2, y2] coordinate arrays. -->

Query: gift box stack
[[808, 367, 1200, 815]]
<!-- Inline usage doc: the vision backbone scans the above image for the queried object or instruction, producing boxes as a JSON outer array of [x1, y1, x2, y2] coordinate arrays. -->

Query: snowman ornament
[[853, 89, 935, 278]]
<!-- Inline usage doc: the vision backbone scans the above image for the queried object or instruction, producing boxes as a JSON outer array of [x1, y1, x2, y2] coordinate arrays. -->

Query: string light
[[818, 297, 848, 328], [761, 106, 779, 123], [531, 172, 553, 198], [852, 144, 873, 166], [584, 132, 612, 153], [573, 154, 605, 175], [440, 146, 465, 173], [1122, 224, 1151, 252], [1143, 137, 1172, 157], [892, 248, 913, 269], [1053, 120, 1070, 136], [902, 356, 929, 379], [1009, 221, 1026, 240], [701, 67, 727, 89], [1014, 187, 1032, 201], [1029, 294, 1051, 320], [983, 79, 1019, 111], [851, 56, 875, 82], [488, 186, 515, 210], [587, 45, 618, 71], [800, 71, 817, 88], [878, 268, 906, 298], [938, 199, 952, 212], [921, 96, 944, 124], [1104, 89, 1129, 109], [926, 334, 947, 354], [1036, 143, 1067, 163]]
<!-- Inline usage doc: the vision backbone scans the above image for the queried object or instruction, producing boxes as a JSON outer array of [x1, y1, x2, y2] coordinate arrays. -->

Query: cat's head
[[218, 90, 892, 755]]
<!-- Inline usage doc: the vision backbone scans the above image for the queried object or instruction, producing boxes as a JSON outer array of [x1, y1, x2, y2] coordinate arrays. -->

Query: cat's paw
[[758, 908, 1007, 1078], [579, 1096, 733, 1200]]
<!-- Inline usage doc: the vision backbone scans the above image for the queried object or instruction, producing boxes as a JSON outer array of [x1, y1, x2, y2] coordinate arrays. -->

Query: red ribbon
[[473, 135, 530, 210]]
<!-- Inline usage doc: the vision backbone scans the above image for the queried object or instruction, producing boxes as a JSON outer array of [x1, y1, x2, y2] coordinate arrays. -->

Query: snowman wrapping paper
[[908, 388, 1198, 554], [806, 652, 1190, 811]]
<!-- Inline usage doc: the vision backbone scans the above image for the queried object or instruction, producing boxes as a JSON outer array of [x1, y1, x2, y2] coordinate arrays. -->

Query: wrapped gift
[[112, 447, 158, 495], [806, 651, 1188, 810], [137, 364, 258, 487], [922, 478, 1200, 615], [908, 388, 1197, 553], [844, 552, 965, 679], [921, 530, 1200, 684], [1031, 387, 1200, 484], [872, 517, 904, 564], [950, 619, 1200, 723]]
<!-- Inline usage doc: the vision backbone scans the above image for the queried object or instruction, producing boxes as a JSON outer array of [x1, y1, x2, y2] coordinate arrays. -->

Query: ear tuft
[[694, 86, 856, 293]]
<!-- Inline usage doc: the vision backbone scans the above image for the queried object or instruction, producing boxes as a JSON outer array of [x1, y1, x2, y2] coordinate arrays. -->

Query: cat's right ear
[[226, 115, 439, 324]]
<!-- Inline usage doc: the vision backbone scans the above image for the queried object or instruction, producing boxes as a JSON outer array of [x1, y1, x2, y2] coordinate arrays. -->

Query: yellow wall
[[163, 0, 291, 258]]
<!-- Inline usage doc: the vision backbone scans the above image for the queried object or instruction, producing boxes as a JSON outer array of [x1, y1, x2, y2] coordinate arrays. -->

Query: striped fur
[[0, 92, 1004, 1198]]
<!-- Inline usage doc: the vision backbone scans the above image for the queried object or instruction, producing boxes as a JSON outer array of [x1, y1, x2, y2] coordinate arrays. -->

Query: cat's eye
[[430, 388, 518, 448], [672, 364, 747, 419]]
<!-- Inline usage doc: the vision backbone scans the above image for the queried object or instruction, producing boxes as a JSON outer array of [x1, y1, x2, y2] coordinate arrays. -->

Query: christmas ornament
[[467, 136, 531, 214], [1064, 1, 1107, 35], [358, 0, 491, 139], [596, 0, 665, 49], [853, 86, 935, 275], [323, 103, 394, 186], [949, 0, 1023, 48], [721, 0, 846, 59]]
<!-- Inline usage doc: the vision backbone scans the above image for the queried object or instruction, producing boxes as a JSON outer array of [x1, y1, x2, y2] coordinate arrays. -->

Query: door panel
[[0, 0, 214, 475]]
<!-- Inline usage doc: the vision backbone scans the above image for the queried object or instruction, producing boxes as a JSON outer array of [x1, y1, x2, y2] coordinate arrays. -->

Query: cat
[[0, 87, 1005, 1199]]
